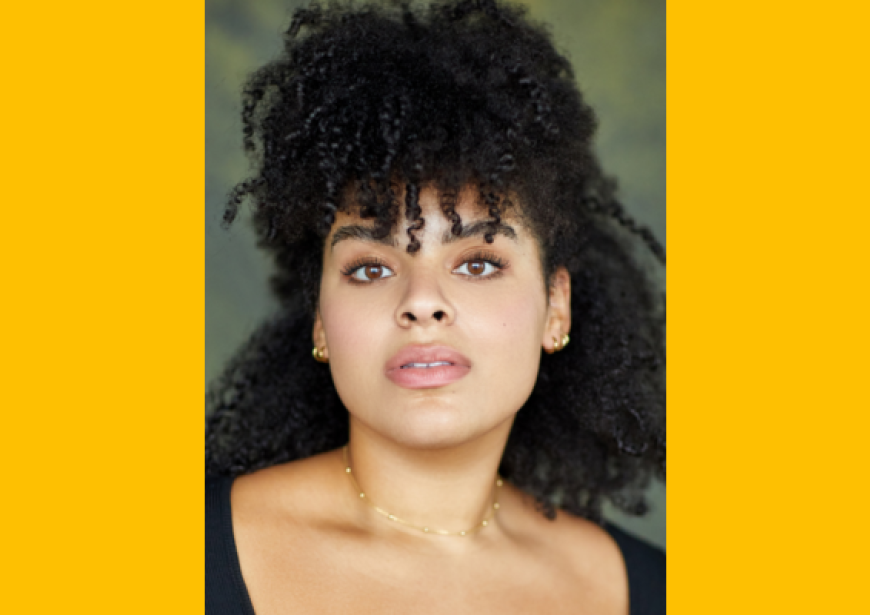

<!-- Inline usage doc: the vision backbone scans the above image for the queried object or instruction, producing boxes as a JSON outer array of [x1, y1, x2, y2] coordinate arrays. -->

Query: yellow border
[[2, 1, 202, 612], [670, 1, 869, 613]]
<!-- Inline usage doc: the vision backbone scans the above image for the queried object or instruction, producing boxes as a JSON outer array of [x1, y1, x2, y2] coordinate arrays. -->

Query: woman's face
[[314, 187, 570, 449]]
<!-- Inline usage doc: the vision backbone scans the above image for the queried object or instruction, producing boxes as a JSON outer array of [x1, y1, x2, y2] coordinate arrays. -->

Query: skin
[[230, 187, 629, 614]]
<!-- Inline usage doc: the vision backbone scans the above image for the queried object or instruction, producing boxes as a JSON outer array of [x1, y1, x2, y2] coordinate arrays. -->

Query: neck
[[344, 417, 513, 538]]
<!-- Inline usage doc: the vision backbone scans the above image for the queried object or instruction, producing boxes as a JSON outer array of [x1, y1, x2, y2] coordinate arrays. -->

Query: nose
[[395, 269, 456, 328]]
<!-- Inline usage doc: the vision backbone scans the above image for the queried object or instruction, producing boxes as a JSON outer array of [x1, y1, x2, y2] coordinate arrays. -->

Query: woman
[[206, 1, 665, 613]]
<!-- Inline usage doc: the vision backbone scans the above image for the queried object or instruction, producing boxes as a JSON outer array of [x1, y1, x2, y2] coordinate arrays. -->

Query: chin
[[369, 400, 511, 450], [393, 422, 476, 450]]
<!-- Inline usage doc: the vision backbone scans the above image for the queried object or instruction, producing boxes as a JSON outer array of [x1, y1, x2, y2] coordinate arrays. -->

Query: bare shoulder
[[231, 448, 346, 527], [499, 486, 629, 613], [554, 510, 626, 585]]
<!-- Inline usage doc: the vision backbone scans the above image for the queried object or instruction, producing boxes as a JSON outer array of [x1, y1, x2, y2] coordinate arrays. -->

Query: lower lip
[[386, 364, 470, 389]]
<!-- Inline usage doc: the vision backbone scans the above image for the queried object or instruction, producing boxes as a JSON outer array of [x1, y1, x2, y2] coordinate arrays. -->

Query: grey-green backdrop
[[206, 0, 665, 549]]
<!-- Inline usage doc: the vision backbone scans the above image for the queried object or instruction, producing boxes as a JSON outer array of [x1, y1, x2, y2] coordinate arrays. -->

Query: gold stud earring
[[546, 334, 569, 354], [544, 336, 558, 354], [312, 346, 328, 363]]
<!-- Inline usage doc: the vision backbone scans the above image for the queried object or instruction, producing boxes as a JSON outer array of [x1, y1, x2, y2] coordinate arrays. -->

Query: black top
[[206, 476, 665, 614]]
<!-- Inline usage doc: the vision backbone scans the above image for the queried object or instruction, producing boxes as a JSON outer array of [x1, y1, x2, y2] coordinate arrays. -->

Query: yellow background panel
[[1, 1, 203, 613], [669, 1, 870, 613]]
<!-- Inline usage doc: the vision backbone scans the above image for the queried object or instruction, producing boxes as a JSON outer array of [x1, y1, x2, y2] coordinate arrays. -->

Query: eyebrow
[[441, 220, 517, 244], [330, 225, 398, 250], [329, 220, 518, 250]]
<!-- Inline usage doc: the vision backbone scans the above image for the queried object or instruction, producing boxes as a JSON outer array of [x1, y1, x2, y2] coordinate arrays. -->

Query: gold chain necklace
[[342, 445, 503, 537]]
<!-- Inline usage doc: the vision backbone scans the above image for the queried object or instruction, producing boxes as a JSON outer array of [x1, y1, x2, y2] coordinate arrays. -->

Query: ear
[[542, 266, 571, 354], [312, 310, 329, 360]]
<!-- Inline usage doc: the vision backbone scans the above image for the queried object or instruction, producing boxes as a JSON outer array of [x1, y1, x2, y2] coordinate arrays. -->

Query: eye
[[347, 262, 395, 282], [453, 259, 500, 277]]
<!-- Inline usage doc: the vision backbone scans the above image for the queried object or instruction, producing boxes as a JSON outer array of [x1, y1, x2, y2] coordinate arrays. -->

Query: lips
[[385, 345, 471, 389]]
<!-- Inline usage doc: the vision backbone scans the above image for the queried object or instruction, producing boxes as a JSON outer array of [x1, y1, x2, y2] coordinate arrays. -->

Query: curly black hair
[[206, 0, 665, 522]]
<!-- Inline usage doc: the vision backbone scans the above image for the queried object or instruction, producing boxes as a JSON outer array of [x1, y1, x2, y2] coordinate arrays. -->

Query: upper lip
[[385, 345, 472, 373]]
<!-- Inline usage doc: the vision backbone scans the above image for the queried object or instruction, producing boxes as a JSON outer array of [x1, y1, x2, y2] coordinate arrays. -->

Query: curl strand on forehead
[[332, 178, 524, 257]]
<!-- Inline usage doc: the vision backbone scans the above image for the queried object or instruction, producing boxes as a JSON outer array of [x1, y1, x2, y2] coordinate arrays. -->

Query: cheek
[[463, 288, 547, 382], [321, 296, 381, 356], [318, 288, 392, 397], [466, 279, 546, 340]]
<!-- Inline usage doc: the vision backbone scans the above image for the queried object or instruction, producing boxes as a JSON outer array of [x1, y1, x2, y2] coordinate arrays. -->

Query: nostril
[[399, 310, 447, 325]]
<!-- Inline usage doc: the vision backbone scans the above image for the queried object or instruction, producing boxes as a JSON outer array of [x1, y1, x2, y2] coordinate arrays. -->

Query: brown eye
[[349, 262, 395, 282], [453, 258, 499, 277], [467, 260, 486, 275]]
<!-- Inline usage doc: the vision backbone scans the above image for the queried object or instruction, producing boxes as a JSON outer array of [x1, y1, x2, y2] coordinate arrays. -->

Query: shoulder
[[546, 512, 665, 615], [551, 509, 632, 612], [228, 450, 347, 528], [205, 465, 340, 615], [501, 489, 625, 575], [499, 487, 664, 615], [498, 489, 629, 612]]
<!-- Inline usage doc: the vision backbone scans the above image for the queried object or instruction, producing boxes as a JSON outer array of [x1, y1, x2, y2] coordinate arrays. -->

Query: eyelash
[[455, 251, 508, 280], [341, 257, 391, 283], [340, 251, 509, 284]]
